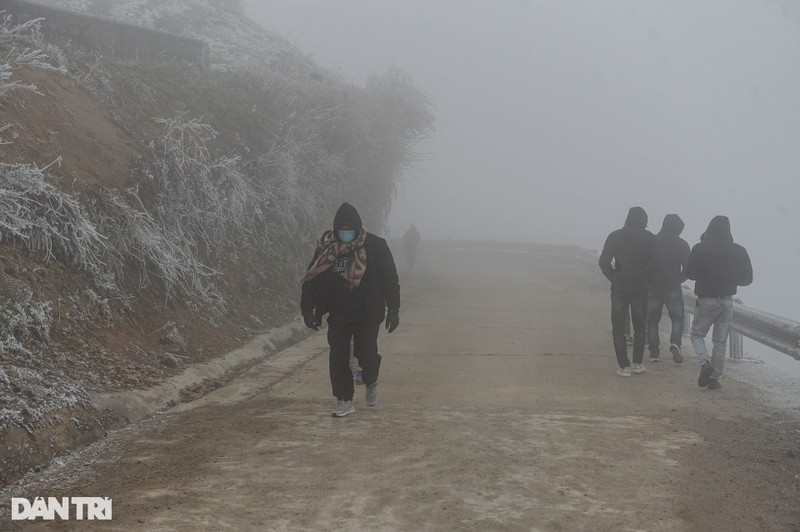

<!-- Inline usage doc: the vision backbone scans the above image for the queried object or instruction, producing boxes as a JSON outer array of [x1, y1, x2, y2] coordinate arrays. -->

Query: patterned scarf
[[300, 227, 367, 288]]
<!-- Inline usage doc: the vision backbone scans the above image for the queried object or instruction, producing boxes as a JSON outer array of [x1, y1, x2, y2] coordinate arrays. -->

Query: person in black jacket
[[598, 206, 655, 376], [646, 214, 691, 364], [685, 215, 752, 390], [301, 203, 400, 416]]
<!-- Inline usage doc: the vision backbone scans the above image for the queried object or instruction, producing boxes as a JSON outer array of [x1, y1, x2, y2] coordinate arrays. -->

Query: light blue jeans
[[690, 296, 733, 379]]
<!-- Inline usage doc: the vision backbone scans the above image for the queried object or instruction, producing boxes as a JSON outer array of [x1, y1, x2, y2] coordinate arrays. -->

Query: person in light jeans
[[690, 296, 734, 383], [685, 216, 752, 390]]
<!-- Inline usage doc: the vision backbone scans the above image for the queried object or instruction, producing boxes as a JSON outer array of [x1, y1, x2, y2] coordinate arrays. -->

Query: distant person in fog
[[686, 215, 752, 391], [646, 214, 690, 364], [598, 207, 655, 377], [402, 223, 421, 271], [300, 202, 401, 417]]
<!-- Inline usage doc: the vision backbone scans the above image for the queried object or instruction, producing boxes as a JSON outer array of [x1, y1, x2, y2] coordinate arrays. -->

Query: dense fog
[[244, 0, 800, 320]]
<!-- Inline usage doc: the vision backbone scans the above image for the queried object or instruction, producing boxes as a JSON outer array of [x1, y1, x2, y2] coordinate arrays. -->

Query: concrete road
[[4, 244, 800, 531]]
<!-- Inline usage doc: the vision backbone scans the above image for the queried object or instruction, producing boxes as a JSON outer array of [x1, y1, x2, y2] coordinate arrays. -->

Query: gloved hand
[[302, 311, 320, 331], [385, 309, 399, 334]]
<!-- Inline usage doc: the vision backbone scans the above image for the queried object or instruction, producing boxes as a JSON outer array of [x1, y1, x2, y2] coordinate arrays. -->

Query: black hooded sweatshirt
[[685, 215, 752, 297], [647, 214, 691, 290], [598, 207, 655, 293], [301, 203, 400, 322]]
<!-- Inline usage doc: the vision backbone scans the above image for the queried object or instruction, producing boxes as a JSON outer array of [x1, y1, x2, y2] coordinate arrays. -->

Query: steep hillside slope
[[1, 6, 434, 486]]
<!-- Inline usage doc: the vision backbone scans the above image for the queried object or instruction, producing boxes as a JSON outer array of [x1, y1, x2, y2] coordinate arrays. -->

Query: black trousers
[[327, 316, 382, 401], [611, 290, 647, 368]]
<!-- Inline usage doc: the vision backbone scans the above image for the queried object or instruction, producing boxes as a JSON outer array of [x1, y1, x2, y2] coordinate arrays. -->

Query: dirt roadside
[[1, 245, 798, 531]]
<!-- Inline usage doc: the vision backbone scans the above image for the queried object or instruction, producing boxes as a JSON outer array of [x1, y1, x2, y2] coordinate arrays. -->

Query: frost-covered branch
[[0, 161, 114, 291], [141, 115, 268, 263], [93, 188, 224, 308], [0, 14, 66, 94], [1, 13, 67, 142]]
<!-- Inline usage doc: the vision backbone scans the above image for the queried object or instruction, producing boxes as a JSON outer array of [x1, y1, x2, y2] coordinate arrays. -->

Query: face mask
[[337, 230, 356, 243]]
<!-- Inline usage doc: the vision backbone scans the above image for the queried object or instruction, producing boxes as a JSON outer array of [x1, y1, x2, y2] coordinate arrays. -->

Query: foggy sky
[[243, 0, 800, 319]]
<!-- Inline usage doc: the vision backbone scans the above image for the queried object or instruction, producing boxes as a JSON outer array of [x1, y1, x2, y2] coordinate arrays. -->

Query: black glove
[[302, 311, 320, 331], [385, 309, 399, 334]]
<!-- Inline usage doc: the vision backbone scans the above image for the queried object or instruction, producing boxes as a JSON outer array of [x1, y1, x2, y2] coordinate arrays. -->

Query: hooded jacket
[[598, 207, 655, 293], [333, 202, 361, 231], [402, 224, 421, 251], [685, 215, 752, 297], [647, 214, 691, 290], [301, 203, 400, 322]]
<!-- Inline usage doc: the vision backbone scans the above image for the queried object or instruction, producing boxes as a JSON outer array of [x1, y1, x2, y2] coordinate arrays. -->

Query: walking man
[[646, 214, 690, 364], [402, 223, 421, 271], [301, 202, 401, 416], [686, 215, 752, 390], [598, 207, 655, 376]]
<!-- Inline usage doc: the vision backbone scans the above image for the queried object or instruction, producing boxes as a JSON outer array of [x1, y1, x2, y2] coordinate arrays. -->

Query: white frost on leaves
[[1, 14, 66, 142]]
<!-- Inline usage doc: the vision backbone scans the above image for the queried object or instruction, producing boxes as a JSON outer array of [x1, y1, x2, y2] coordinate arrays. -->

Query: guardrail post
[[729, 329, 743, 359]]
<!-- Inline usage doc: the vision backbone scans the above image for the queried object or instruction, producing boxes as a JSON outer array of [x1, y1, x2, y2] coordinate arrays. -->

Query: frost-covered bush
[[0, 364, 88, 432], [0, 298, 52, 354], [0, 14, 64, 94], [68, 52, 117, 101], [2, 3, 435, 305], [139, 115, 268, 260], [0, 159, 228, 308], [91, 187, 223, 308], [1, 13, 66, 143], [0, 161, 115, 292]]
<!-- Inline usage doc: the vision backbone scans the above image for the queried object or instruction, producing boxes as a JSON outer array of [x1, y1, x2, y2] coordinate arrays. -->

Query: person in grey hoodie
[[598, 207, 655, 376], [685, 215, 752, 390], [646, 214, 691, 364]]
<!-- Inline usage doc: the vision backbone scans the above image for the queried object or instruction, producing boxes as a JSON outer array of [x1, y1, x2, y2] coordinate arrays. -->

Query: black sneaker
[[707, 379, 721, 390], [698, 362, 714, 387]]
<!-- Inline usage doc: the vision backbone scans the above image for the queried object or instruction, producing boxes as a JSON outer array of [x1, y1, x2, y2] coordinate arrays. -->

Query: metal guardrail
[[682, 287, 800, 361]]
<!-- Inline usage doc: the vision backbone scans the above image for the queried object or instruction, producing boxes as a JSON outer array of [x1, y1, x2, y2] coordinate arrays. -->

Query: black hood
[[333, 202, 363, 230], [659, 214, 684, 237], [701, 215, 733, 242], [624, 206, 648, 230]]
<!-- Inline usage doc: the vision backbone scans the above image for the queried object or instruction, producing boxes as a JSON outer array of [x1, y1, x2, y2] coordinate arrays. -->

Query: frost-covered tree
[[1, 13, 65, 143]]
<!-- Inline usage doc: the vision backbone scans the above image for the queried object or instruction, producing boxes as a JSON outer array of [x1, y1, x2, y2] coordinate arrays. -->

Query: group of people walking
[[599, 207, 753, 389], [299, 201, 753, 419]]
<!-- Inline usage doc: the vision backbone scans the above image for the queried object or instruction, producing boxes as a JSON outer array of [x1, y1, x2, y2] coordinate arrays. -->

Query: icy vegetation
[[1, 13, 64, 142], [0, 2, 434, 441], [1, 15, 94, 432]]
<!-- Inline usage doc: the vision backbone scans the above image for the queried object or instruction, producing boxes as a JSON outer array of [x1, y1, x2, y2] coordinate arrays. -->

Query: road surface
[[3, 244, 799, 531]]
